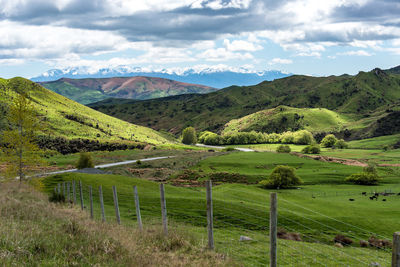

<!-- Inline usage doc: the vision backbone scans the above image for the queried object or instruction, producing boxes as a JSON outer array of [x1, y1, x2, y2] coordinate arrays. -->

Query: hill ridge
[[40, 76, 216, 104]]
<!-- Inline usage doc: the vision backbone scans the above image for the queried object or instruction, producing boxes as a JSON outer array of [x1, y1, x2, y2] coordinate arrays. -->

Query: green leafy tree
[[182, 127, 197, 145], [345, 173, 381, 185], [320, 134, 337, 148], [334, 139, 348, 149], [259, 165, 303, 189], [301, 144, 321, 154], [1, 93, 41, 182]]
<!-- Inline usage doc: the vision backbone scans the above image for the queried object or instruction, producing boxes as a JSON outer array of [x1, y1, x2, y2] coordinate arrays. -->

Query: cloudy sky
[[1, 0, 400, 78]]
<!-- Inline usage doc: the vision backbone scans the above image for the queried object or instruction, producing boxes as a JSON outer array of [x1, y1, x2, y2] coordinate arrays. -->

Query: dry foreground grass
[[0, 182, 234, 266]]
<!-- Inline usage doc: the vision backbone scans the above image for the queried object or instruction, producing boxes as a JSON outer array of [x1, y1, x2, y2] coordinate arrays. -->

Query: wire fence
[[51, 180, 397, 266]]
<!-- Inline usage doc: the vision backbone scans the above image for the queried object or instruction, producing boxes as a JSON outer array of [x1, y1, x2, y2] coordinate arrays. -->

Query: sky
[[0, 0, 400, 78]]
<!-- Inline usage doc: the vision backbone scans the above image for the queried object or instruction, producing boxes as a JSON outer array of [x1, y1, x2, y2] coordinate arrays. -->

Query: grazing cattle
[[349, 198, 355, 201], [382, 199, 387, 202], [369, 196, 374, 200], [362, 192, 367, 196]]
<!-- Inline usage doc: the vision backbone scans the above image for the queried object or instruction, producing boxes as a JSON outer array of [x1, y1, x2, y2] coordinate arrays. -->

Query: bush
[[76, 152, 94, 169], [204, 133, 223, 145], [223, 147, 235, 152], [276, 145, 291, 153], [345, 172, 381, 185], [301, 144, 321, 154], [363, 163, 377, 175], [259, 165, 303, 189], [334, 139, 348, 149], [182, 127, 197, 145], [198, 131, 214, 143], [293, 130, 315, 145], [320, 134, 337, 148], [280, 131, 295, 144]]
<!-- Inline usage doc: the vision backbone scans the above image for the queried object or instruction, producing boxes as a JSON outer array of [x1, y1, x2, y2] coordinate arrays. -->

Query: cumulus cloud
[[268, 58, 293, 65], [1, 0, 400, 68], [337, 50, 373, 56], [198, 47, 253, 61]]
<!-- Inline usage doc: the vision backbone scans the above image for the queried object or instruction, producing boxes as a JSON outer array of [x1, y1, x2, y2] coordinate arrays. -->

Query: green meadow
[[38, 149, 399, 266]]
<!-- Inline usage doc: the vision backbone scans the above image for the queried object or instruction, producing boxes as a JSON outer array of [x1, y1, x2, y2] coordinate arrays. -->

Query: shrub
[[301, 144, 321, 154], [320, 134, 337, 148], [334, 139, 348, 149], [276, 145, 291, 153], [345, 172, 381, 185], [280, 131, 295, 144], [198, 131, 214, 143], [293, 130, 315, 145], [223, 147, 235, 152], [204, 133, 223, 145], [363, 163, 377, 175], [182, 127, 197, 145], [76, 152, 94, 169], [259, 165, 303, 189]]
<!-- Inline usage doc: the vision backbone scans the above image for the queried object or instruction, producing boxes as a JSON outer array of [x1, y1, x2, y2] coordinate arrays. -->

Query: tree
[[1, 93, 41, 182], [259, 165, 303, 189], [320, 134, 337, 148], [182, 127, 197, 145]]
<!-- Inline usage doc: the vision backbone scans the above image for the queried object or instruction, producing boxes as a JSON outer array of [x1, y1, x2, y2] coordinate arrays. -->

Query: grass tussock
[[0, 182, 234, 266]]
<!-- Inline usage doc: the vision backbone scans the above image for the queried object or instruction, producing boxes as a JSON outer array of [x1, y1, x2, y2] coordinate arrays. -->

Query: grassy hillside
[[40, 167, 393, 266], [0, 77, 169, 145], [41, 77, 216, 104], [0, 182, 230, 266], [89, 68, 400, 135], [222, 106, 353, 135]]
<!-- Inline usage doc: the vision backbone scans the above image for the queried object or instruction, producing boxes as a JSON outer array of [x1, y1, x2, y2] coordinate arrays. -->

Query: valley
[[1, 66, 400, 266]]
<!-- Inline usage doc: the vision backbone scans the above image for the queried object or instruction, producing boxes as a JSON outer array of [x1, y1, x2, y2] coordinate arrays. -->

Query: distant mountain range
[[39, 76, 216, 105], [31, 66, 292, 88]]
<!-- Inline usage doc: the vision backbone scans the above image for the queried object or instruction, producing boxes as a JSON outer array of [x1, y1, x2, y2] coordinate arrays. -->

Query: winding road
[[195, 143, 255, 152], [38, 156, 176, 177]]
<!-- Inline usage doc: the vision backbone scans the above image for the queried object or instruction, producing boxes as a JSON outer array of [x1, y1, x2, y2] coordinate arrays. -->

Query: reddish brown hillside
[[41, 76, 216, 103]]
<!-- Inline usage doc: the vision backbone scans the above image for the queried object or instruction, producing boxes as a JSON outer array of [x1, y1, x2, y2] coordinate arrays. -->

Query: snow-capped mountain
[[31, 66, 292, 88]]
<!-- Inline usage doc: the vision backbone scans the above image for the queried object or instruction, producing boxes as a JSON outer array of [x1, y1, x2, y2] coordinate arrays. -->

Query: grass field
[[37, 148, 400, 266], [39, 172, 393, 266], [222, 106, 353, 135], [0, 182, 230, 266], [226, 142, 400, 165]]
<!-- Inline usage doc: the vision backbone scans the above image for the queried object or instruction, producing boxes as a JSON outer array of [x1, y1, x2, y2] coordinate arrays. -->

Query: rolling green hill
[[89, 67, 400, 136], [40, 76, 216, 104], [222, 106, 353, 135], [0, 77, 169, 146]]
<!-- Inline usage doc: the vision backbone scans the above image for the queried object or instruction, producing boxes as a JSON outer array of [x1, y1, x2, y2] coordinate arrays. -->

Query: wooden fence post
[[72, 181, 76, 204], [160, 184, 168, 236], [112, 186, 121, 224], [67, 182, 70, 202], [99, 185, 106, 222], [206, 180, 214, 250], [79, 181, 84, 211], [57, 183, 61, 194], [89, 186, 94, 219], [54, 187, 57, 194], [270, 192, 278, 267], [63, 182, 66, 196], [133, 186, 143, 230], [392, 232, 400, 267]]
